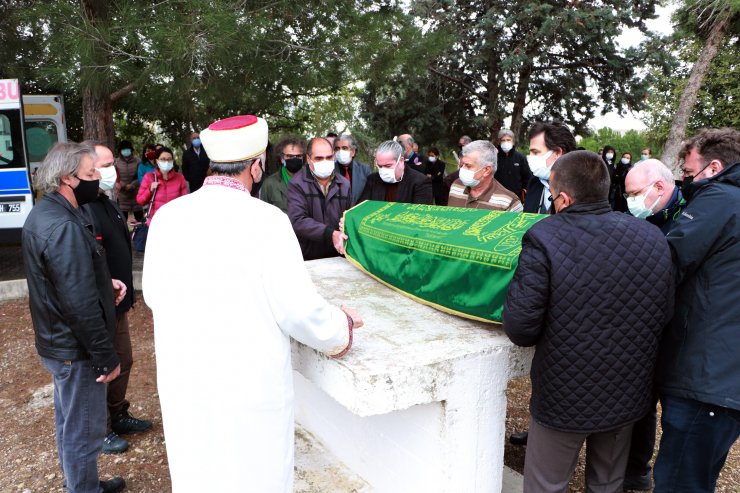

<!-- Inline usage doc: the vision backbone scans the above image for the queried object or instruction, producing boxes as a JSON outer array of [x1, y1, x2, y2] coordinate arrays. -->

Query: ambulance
[[0, 78, 68, 243]]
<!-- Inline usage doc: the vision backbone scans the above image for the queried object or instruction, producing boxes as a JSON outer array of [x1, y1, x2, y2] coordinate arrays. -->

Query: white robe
[[142, 183, 350, 493]]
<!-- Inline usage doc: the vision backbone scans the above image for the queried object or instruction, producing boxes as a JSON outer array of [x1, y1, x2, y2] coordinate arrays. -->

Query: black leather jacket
[[22, 192, 119, 375]]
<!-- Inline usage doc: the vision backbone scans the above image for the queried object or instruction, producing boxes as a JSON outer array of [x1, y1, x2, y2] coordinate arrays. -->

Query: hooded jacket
[[659, 162, 740, 411]]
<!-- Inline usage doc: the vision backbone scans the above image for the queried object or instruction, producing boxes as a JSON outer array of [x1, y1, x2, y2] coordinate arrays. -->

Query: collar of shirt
[[203, 175, 249, 193]]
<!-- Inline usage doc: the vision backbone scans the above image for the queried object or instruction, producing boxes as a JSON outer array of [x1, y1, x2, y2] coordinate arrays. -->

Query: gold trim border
[[343, 250, 500, 326]]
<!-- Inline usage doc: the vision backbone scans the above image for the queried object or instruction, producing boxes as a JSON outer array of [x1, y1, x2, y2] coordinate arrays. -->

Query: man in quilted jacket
[[503, 150, 674, 493], [653, 128, 740, 493]]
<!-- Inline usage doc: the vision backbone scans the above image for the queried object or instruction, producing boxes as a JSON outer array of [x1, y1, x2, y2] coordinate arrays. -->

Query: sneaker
[[509, 431, 528, 445], [112, 410, 153, 435], [100, 476, 126, 493], [623, 471, 652, 491], [102, 431, 129, 454]]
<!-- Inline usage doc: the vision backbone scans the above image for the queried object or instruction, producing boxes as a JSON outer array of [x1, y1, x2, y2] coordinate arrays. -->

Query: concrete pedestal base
[[292, 258, 533, 492]]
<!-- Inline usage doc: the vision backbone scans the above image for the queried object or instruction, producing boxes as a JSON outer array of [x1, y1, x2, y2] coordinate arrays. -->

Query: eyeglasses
[[623, 181, 656, 199]]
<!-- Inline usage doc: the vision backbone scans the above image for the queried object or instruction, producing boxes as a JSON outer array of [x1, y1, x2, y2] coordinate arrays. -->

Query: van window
[[25, 120, 59, 163], [0, 114, 16, 167]]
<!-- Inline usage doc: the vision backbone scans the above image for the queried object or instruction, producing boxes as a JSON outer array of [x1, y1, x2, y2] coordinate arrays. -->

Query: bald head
[[625, 159, 676, 215], [93, 145, 115, 168], [398, 134, 415, 157]]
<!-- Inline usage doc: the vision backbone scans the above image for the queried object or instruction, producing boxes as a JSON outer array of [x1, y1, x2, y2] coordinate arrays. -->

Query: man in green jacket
[[260, 136, 306, 213]]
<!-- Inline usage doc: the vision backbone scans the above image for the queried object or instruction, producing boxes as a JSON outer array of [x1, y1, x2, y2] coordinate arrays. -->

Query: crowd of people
[[19, 115, 739, 493]]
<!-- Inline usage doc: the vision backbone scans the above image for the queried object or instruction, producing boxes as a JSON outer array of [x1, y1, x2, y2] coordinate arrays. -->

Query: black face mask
[[284, 158, 304, 173], [72, 177, 100, 206], [681, 162, 712, 194]]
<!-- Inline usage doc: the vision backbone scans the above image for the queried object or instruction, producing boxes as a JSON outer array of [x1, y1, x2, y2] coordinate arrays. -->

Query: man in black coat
[[503, 151, 674, 492], [182, 132, 210, 192], [522, 121, 577, 214], [359, 140, 433, 205], [22, 142, 126, 493], [82, 143, 153, 456], [653, 128, 740, 493], [494, 129, 531, 199]]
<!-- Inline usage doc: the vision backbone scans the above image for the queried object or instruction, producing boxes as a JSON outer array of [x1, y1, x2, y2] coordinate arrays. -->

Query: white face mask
[[626, 183, 661, 219], [606, 152, 614, 160], [378, 155, 402, 183], [98, 166, 117, 192], [527, 150, 554, 181], [621, 158, 630, 165], [500, 142, 514, 153], [427, 156, 437, 163], [312, 159, 335, 179], [336, 150, 352, 165], [459, 167, 482, 188], [158, 160, 174, 172]]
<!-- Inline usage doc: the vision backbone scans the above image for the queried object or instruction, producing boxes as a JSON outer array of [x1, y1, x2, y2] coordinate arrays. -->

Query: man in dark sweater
[[82, 143, 153, 455], [494, 129, 531, 200], [182, 132, 210, 192], [503, 151, 674, 492]]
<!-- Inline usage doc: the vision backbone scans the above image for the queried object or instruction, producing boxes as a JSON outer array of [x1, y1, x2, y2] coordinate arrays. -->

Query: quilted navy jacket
[[503, 200, 674, 433]]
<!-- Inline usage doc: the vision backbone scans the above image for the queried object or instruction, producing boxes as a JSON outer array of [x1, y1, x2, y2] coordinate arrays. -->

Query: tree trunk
[[510, 63, 532, 143], [661, 14, 730, 172], [82, 86, 115, 148], [80, 0, 115, 149], [486, 55, 502, 140]]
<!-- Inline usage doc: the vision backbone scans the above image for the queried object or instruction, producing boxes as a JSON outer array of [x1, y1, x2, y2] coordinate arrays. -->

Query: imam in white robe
[[143, 180, 350, 493]]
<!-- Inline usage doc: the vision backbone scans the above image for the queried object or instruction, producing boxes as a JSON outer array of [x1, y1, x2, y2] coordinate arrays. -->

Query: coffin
[[343, 201, 547, 322]]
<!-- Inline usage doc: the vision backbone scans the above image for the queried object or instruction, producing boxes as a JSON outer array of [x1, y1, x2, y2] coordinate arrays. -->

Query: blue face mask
[[192, 138, 201, 148], [121, 148, 132, 158]]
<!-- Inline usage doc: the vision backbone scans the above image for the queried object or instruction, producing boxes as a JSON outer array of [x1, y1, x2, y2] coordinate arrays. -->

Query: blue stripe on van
[[0, 169, 32, 195]]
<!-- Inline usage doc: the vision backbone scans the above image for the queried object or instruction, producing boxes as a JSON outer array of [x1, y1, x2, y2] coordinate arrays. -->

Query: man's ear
[[709, 159, 724, 176]]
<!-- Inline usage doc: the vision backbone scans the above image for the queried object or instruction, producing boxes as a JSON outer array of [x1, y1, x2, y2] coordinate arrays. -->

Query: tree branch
[[110, 82, 136, 103], [428, 67, 479, 96]]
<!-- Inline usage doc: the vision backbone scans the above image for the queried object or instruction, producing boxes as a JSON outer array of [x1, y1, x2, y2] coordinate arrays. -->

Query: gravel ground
[[1, 297, 737, 492]]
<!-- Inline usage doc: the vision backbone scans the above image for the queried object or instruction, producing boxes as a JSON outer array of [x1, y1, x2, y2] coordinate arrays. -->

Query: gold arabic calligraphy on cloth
[[359, 203, 542, 270]]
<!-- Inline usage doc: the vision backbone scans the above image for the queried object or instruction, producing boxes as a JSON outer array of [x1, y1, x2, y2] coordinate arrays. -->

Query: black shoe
[[100, 476, 126, 493], [623, 472, 652, 491], [112, 410, 153, 435], [102, 431, 129, 454], [509, 431, 528, 445]]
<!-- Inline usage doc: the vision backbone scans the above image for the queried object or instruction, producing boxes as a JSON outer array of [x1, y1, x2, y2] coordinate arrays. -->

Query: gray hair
[[336, 134, 358, 150], [462, 140, 498, 172], [210, 158, 257, 176], [460, 135, 473, 145], [497, 129, 515, 141], [631, 159, 675, 185], [376, 140, 404, 161], [34, 142, 96, 193]]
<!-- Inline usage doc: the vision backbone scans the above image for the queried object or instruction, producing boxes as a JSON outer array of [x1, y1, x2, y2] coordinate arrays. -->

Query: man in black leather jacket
[[22, 142, 126, 493]]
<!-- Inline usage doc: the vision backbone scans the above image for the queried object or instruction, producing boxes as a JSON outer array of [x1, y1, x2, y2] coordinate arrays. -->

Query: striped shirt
[[447, 178, 523, 212]]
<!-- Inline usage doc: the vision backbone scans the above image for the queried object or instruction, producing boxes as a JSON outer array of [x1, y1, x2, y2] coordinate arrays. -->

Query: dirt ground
[[1, 297, 738, 492]]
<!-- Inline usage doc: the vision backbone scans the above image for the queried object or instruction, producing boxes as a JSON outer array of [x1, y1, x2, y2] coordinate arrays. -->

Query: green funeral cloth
[[343, 201, 548, 323]]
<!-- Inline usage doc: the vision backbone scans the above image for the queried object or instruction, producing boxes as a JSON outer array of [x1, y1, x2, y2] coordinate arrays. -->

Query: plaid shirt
[[447, 178, 523, 212]]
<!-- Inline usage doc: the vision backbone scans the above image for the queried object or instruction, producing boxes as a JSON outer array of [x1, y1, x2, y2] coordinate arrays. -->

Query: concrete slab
[[293, 257, 534, 493], [0, 279, 28, 302], [295, 425, 372, 493]]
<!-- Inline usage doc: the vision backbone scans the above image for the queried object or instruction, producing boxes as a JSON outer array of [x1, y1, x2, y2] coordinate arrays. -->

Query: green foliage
[[361, 0, 670, 146], [579, 128, 655, 159], [642, 35, 740, 149], [4, 0, 412, 147]]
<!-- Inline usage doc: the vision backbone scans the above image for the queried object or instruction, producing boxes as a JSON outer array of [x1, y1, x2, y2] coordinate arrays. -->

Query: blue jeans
[[654, 394, 740, 493], [41, 357, 107, 493]]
